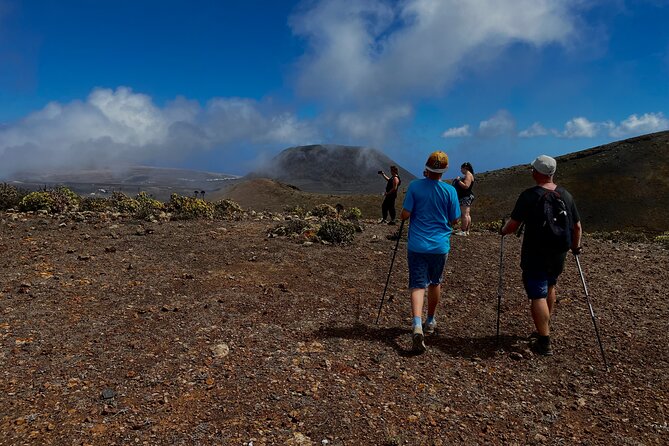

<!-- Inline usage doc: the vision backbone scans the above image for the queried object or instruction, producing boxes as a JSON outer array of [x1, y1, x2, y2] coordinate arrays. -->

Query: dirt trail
[[1, 214, 667, 445]]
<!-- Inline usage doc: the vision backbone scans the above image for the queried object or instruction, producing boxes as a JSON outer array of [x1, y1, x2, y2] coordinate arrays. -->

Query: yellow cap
[[425, 151, 449, 173]]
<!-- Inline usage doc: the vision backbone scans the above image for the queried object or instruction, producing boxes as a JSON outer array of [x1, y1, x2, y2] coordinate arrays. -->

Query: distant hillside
[[474, 131, 669, 233], [214, 177, 395, 218], [5, 166, 239, 201], [250, 144, 416, 194]]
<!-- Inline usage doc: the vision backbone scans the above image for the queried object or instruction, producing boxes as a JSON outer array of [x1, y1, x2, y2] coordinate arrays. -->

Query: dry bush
[[213, 199, 244, 219], [310, 204, 338, 219], [317, 219, 356, 245], [109, 192, 139, 214], [0, 183, 26, 210], [134, 192, 164, 221]]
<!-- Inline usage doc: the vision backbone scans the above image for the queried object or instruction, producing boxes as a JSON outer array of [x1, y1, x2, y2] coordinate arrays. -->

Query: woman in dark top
[[378, 165, 401, 225], [454, 162, 475, 236]]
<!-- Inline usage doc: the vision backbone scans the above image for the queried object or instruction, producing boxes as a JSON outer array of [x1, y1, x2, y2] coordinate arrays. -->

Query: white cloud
[[441, 125, 471, 138], [478, 110, 516, 137], [561, 116, 599, 138], [608, 112, 669, 138], [519, 122, 549, 138], [0, 87, 318, 176], [291, 0, 586, 143]]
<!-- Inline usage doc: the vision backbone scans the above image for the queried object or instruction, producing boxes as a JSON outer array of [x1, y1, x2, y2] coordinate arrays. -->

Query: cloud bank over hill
[[0, 87, 317, 176], [0, 0, 667, 177]]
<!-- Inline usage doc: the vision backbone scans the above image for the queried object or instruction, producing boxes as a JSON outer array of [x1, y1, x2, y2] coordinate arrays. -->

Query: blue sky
[[0, 0, 668, 178]]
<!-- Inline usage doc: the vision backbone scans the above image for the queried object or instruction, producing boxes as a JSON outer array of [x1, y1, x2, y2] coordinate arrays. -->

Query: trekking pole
[[375, 219, 406, 325], [496, 218, 506, 342], [573, 253, 609, 371]]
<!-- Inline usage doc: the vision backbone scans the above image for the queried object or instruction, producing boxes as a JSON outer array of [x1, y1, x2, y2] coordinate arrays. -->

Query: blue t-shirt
[[402, 178, 461, 254]]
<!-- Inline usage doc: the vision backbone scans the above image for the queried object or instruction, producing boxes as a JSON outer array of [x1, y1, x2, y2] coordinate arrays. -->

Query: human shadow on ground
[[314, 323, 527, 360]]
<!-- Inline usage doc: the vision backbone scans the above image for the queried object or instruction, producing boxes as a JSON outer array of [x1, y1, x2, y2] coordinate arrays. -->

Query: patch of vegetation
[[270, 219, 316, 239], [341, 207, 363, 221], [309, 204, 338, 219], [134, 192, 164, 221], [168, 193, 214, 220], [475, 219, 504, 233], [213, 199, 244, 219], [79, 196, 111, 212], [0, 183, 26, 210], [283, 205, 307, 218], [654, 232, 669, 249], [18, 191, 53, 212], [109, 192, 139, 214], [49, 186, 80, 213], [317, 218, 356, 245]]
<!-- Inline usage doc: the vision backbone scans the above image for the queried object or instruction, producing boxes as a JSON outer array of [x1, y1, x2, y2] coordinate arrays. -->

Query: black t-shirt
[[511, 185, 580, 273], [385, 175, 401, 196]]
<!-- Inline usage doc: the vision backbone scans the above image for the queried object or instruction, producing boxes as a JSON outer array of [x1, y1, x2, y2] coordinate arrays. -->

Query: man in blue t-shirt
[[400, 151, 461, 353]]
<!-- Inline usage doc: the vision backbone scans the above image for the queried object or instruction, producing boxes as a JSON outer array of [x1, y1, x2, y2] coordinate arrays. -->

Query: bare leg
[[530, 298, 551, 336], [426, 284, 440, 318], [547, 285, 557, 316], [462, 206, 471, 232], [411, 288, 425, 318]]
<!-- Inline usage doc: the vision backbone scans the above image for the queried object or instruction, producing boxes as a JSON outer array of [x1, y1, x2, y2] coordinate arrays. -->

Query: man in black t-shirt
[[500, 155, 582, 356]]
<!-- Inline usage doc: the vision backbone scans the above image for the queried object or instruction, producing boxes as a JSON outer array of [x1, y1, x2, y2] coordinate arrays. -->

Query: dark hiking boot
[[412, 326, 426, 353], [533, 335, 553, 356], [387, 220, 397, 225]]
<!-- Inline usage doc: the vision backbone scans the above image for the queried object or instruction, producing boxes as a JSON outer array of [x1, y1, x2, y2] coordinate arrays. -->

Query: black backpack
[[535, 188, 571, 253]]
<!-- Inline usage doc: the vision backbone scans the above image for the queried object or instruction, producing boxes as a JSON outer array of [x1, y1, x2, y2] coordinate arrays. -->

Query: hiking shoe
[[455, 230, 468, 236], [424, 320, 437, 335], [378, 219, 387, 224], [387, 220, 397, 225], [532, 336, 554, 356], [412, 326, 426, 353]]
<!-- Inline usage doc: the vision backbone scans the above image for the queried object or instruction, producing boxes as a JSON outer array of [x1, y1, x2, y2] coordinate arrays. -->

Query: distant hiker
[[453, 162, 475, 236], [378, 165, 401, 225], [400, 151, 461, 353], [500, 155, 582, 356]]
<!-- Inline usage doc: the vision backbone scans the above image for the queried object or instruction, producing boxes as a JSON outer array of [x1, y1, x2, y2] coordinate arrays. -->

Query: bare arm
[[572, 221, 582, 251], [500, 218, 521, 236], [458, 171, 473, 188], [400, 209, 411, 221]]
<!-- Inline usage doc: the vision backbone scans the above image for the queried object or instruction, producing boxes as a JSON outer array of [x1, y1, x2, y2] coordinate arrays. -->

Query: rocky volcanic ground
[[1, 212, 667, 445]]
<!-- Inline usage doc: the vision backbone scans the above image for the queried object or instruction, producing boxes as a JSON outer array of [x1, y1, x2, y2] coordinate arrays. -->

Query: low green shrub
[[317, 219, 355, 245], [109, 192, 138, 214], [134, 192, 164, 220], [79, 196, 111, 212], [19, 191, 53, 212], [213, 199, 243, 219], [310, 204, 338, 219], [168, 193, 214, 220], [654, 232, 669, 248], [342, 207, 362, 221], [49, 186, 80, 213]]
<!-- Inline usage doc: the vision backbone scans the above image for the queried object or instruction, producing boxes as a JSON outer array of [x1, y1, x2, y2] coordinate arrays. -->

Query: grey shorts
[[459, 195, 474, 207]]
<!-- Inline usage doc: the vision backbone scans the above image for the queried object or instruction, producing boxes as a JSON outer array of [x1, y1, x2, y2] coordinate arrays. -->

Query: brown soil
[[1, 213, 667, 445]]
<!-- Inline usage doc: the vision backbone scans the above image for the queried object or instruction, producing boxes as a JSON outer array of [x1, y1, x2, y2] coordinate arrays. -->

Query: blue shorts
[[522, 270, 558, 300], [408, 251, 448, 289]]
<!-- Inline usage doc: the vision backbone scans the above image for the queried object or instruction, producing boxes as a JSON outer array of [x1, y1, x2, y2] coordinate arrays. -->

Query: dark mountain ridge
[[250, 144, 416, 194]]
